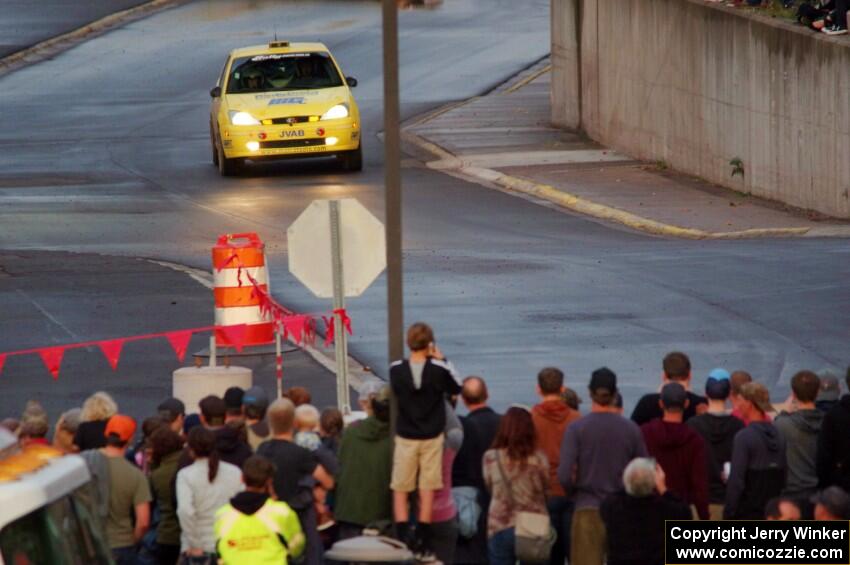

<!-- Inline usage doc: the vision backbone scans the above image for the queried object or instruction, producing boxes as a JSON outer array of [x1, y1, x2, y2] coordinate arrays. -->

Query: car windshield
[[226, 52, 343, 93]]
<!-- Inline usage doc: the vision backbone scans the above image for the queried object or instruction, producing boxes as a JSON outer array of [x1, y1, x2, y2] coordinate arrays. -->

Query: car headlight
[[229, 111, 261, 126], [321, 104, 349, 120]]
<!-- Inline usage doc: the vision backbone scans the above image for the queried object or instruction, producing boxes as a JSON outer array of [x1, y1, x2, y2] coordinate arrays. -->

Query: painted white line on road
[[16, 289, 84, 343], [148, 260, 213, 290]]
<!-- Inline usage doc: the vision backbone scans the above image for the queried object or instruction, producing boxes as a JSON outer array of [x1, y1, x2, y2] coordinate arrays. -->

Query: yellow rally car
[[209, 41, 361, 176]]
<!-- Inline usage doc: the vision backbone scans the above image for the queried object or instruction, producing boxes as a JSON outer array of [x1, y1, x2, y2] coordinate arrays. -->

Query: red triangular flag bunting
[[334, 308, 353, 336], [39, 347, 66, 380], [215, 324, 247, 353], [284, 316, 306, 344], [98, 339, 126, 371], [0, 354, 6, 375], [166, 330, 194, 362], [323, 316, 334, 347]]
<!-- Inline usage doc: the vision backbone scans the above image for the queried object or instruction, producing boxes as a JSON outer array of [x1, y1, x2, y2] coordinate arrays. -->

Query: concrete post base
[[173, 366, 253, 414]]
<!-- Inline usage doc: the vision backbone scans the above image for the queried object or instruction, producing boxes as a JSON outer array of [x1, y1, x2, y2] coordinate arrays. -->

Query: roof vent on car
[[269, 41, 290, 48]]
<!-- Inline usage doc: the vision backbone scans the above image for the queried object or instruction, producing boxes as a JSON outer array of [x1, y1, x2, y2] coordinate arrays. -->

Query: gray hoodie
[[775, 408, 824, 496]]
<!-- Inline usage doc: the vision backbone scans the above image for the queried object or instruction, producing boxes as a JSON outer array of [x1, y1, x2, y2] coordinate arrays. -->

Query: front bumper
[[220, 119, 360, 159]]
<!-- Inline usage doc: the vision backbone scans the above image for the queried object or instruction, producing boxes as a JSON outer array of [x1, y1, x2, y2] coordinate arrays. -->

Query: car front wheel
[[210, 123, 219, 166], [216, 137, 243, 177], [338, 144, 363, 172]]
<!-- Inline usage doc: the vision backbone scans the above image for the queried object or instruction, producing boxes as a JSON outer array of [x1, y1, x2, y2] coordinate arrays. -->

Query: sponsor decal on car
[[280, 130, 305, 138], [250, 53, 311, 61], [269, 97, 306, 105], [254, 91, 318, 100]]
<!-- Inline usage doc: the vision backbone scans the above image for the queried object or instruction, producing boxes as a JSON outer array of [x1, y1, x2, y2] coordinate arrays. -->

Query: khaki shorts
[[390, 435, 444, 492]]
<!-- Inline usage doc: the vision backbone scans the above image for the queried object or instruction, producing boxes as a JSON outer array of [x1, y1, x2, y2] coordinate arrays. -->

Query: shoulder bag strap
[[494, 450, 516, 512]]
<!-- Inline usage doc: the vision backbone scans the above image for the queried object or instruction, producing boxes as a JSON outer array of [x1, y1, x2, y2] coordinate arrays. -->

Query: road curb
[[402, 127, 823, 240], [0, 0, 186, 78]]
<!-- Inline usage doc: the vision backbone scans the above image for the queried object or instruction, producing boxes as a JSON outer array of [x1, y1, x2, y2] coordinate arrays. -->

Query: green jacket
[[149, 450, 182, 546], [334, 416, 392, 526]]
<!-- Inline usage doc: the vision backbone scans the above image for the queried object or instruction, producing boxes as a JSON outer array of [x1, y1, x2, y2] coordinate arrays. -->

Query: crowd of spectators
[[3, 323, 849, 565], [793, 0, 849, 34], [706, 0, 849, 35]]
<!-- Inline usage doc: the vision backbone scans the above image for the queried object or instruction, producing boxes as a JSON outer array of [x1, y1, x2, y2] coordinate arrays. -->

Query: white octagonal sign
[[287, 198, 386, 298]]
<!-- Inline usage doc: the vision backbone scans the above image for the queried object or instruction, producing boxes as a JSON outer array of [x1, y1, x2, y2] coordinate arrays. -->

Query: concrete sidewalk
[[404, 59, 850, 239]]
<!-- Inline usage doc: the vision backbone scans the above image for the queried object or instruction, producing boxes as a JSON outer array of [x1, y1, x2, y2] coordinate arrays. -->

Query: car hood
[[223, 86, 350, 118]]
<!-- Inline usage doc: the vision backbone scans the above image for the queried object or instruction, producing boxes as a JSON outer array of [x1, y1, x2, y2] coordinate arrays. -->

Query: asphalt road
[[0, 0, 847, 414], [0, 0, 151, 58], [0, 251, 340, 421]]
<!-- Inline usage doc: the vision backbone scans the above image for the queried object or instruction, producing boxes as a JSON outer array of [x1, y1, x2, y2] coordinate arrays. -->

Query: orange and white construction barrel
[[212, 232, 274, 347]]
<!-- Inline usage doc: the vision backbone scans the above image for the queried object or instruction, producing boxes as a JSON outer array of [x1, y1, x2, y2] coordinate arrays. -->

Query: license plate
[[263, 145, 330, 155]]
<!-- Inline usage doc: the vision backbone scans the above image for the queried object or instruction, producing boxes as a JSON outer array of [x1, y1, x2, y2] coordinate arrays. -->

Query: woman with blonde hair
[[74, 391, 118, 451]]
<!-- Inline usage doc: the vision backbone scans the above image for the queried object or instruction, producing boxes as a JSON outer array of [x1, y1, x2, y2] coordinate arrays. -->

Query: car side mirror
[[346, 76, 358, 88], [210, 86, 222, 98]]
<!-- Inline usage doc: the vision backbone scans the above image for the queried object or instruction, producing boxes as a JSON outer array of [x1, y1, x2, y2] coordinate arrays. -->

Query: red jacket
[[641, 418, 709, 519], [532, 400, 581, 496]]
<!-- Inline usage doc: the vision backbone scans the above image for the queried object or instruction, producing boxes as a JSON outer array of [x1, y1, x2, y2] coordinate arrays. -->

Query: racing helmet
[[241, 68, 265, 88]]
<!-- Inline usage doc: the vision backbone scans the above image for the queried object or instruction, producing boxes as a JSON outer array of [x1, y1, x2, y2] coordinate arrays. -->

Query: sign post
[[288, 198, 386, 413], [328, 200, 351, 412]]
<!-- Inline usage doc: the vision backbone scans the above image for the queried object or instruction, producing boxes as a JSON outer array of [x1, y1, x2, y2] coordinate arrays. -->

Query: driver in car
[[241, 69, 266, 90]]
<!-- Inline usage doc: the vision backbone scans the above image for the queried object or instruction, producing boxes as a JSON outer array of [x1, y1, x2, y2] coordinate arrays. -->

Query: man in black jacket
[[688, 369, 745, 520], [817, 367, 850, 490], [390, 322, 462, 560], [452, 376, 501, 564], [631, 352, 707, 425], [600, 457, 691, 565]]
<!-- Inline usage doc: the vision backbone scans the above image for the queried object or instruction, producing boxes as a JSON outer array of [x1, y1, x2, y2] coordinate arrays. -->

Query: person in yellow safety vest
[[215, 455, 305, 564]]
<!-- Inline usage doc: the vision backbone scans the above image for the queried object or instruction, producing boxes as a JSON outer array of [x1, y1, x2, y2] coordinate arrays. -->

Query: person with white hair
[[75, 391, 119, 451], [599, 458, 691, 565]]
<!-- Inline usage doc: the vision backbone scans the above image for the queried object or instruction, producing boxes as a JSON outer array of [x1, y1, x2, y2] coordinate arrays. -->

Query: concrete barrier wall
[[551, 0, 850, 218]]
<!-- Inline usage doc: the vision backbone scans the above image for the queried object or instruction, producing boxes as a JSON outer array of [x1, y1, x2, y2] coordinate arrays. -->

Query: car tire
[[210, 123, 219, 166], [339, 144, 363, 172], [216, 138, 243, 177]]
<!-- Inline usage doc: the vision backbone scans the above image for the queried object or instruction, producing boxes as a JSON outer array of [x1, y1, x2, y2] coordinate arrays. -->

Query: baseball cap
[[157, 398, 185, 422], [660, 382, 687, 409], [811, 486, 850, 519], [242, 386, 269, 410], [589, 367, 617, 395], [224, 387, 245, 410], [817, 370, 841, 402], [739, 382, 772, 414], [705, 368, 732, 400], [105, 414, 137, 443]]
